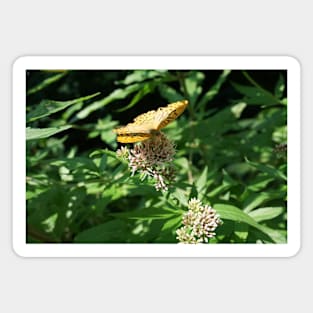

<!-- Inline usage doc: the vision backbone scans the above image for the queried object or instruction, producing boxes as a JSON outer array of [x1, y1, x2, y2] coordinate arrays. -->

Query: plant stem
[[176, 71, 195, 184], [27, 225, 60, 243]]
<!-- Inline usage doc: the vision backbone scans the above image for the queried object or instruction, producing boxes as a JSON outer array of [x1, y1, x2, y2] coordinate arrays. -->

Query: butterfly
[[113, 100, 188, 143]]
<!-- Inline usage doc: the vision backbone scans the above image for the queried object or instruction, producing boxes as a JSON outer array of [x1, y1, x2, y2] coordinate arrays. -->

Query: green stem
[[176, 71, 194, 184], [177, 72, 196, 120], [27, 225, 60, 243]]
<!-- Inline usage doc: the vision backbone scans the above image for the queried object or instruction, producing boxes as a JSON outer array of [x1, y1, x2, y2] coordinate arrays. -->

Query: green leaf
[[242, 192, 273, 213], [184, 71, 205, 105], [119, 70, 167, 85], [41, 213, 58, 233], [272, 125, 287, 143], [117, 82, 155, 112], [26, 93, 100, 122], [274, 74, 285, 99], [280, 98, 287, 105], [76, 84, 143, 120], [161, 216, 182, 232], [74, 220, 128, 243], [51, 156, 99, 174], [214, 203, 280, 242], [257, 226, 286, 243], [99, 154, 108, 172], [90, 148, 119, 160], [189, 103, 243, 141], [247, 175, 274, 192], [26, 126, 72, 140], [245, 158, 287, 181], [215, 203, 259, 226], [171, 188, 188, 207], [27, 72, 67, 96], [231, 81, 278, 105], [111, 206, 177, 220], [195, 166, 208, 197], [198, 70, 231, 109], [234, 223, 249, 241], [248, 206, 285, 222], [206, 170, 237, 198], [230, 102, 247, 118], [158, 84, 184, 103]]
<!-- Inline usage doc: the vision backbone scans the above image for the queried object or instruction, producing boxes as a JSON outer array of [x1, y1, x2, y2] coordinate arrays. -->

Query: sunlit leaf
[[214, 203, 281, 243], [274, 74, 285, 98], [26, 126, 72, 140], [248, 206, 285, 222], [76, 84, 142, 119], [27, 93, 100, 122]]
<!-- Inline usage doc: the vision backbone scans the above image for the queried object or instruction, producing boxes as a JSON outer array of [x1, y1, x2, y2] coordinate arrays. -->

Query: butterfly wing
[[113, 124, 154, 143], [154, 100, 188, 130], [115, 133, 151, 143], [113, 100, 188, 143]]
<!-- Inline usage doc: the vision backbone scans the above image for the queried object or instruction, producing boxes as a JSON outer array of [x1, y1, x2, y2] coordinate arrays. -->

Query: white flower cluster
[[116, 132, 176, 191], [176, 198, 222, 244]]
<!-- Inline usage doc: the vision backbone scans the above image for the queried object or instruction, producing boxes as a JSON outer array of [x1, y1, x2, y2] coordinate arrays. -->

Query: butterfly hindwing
[[116, 133, 151, 143]]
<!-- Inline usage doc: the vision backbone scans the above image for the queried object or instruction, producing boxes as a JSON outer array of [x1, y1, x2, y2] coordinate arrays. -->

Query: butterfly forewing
[[155, 100, 188, 130], [113, 100, 188, 143]]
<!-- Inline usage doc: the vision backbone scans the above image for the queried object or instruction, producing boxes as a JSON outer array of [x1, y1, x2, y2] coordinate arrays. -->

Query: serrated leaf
[[26, 93, 100, 122], [26, 126, 71, 140], [27, 72, 67, 96]]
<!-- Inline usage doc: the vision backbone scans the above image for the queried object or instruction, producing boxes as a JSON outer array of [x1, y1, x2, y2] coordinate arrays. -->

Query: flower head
[[116, 146, 129, 159], [117, 132, 177, 191], [176, 198, 222, 244]]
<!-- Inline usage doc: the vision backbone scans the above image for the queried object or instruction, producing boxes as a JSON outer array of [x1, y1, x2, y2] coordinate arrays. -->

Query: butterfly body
[[113, 100, 188, 143]]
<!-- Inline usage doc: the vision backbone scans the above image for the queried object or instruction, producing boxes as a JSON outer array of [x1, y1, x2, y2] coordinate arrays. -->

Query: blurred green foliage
[[26, 69, 287, 243]]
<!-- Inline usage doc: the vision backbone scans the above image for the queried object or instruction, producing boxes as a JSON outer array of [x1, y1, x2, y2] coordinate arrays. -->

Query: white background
[[2, 1, 312, 312]]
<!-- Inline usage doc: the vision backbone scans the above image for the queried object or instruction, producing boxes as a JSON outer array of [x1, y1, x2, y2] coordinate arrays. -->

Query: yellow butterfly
[[113, 100, 188, 143]]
